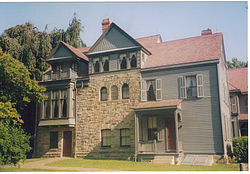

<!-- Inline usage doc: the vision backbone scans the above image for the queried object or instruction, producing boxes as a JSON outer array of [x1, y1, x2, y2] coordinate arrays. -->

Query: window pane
[[53, 91, 59, 99], [61, 99, 67, 117], [121, 57, 127, 69], [147, 80, 156, 101], [130, 55, 137, 68], [94, 61, 100, 72], [101, 129, 111, 147], [103, 60, 109, 72], [101, 87, 108, 101], [120, 128, 130, 147], [52, 100, 58, 118], [44, 100, 50, 118], [122, 84, 129, 99], [50, 132, 58, 148], [186, 76, 197, 98]]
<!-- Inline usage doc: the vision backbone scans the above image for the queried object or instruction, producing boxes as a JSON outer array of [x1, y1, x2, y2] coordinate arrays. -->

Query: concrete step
[[181, 155, 213, 166], [152, 156, 175, 165]]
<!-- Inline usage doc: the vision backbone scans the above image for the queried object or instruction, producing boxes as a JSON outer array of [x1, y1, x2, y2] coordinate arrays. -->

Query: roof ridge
[[135, 34, 161, 40], [158, 32, 222, 45]]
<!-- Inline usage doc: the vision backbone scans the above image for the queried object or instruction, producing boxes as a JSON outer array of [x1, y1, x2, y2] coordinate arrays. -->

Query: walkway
[[21, 158, 120, 172]]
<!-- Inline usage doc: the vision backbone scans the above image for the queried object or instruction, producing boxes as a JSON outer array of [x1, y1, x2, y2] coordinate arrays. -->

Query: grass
[[24, 158, 45, 163], [47, 159, 240, 171], [0, 168, 77, 172]]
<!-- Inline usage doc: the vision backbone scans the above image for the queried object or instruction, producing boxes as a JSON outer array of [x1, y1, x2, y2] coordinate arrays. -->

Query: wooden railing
[[42, 69, 77, 82]]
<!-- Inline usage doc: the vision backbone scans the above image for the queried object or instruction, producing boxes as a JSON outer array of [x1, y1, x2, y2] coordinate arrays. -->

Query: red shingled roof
[[140, 33, 223, 68], [136, 34, 162, 47], [61, 41, 89, 62], [77, 46, 91, 53], [239, 114, 248, 121], [133, 99, 182, 110], [227, 67, 248, 93]]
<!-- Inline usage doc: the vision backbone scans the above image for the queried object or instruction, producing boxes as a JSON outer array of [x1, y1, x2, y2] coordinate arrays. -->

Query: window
[[178, 74, 204, 99], [146, 80, 156, 101], [60, 89, 67, 117], [52, 91, 59, 118], [120, 128, 130, 147], [130, 55, 137, 68], [231, 95, 238, 114], [101, 87, 108, 101], [186, 76, 197, 98], [122, 84, 129, 99], [94, 61, 100, 73], [50, 132, 58, 148], [120, 57, 127, 69], [148, 117, 157, 140], [111, 85, 118, 100], [101, 129, 111, 147], [103, 59, 109, 72], [44, 92, 50, 119]]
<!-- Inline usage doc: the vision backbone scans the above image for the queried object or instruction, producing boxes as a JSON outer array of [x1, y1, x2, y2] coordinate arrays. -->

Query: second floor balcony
[[42, 69, 77, 82]]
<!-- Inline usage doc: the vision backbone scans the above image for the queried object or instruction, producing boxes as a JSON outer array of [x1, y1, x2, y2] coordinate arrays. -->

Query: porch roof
[[132, 99, 182, 111]]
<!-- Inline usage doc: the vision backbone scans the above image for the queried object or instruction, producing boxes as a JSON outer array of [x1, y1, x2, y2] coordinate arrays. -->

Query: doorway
[[166, 119, 176, 151], [63, 131, 72, 157]]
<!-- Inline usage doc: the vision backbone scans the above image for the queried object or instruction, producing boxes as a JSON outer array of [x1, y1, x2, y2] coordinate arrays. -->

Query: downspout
[[74, 81, 77, 158]]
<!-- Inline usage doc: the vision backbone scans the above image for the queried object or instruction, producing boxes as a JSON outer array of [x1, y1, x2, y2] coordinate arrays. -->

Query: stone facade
[[75, 69, 141, 159], [36, 126, 75, 158]]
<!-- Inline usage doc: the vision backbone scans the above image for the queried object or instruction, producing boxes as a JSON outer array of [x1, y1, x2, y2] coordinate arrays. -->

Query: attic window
[[121, 57, 127, 69]]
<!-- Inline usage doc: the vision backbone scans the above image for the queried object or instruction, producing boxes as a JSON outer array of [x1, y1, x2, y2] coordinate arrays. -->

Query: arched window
[[94, 61, 100, 73], [130, 55, 137, 68], [122, 84, 129, 99], [120, 57, 127, 69], [101, 87, 108, 101], [103, 59, 109, 72], [111, 85, 118, 100]]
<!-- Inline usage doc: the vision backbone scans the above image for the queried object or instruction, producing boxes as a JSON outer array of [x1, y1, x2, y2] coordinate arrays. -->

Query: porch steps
[[180, 155, 213, 166], [152, 156, 175, 165]]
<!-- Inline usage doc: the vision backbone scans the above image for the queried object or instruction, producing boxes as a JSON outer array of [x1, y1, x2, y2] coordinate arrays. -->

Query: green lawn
[[0, 168, 77, 172], [47, 159, 240, 171]]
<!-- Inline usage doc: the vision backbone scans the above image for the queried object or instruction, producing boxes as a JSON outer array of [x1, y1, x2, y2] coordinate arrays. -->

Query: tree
[[0, 102, 31, 165], [227, 58, 248, 69], [0, 49, 45, 114]]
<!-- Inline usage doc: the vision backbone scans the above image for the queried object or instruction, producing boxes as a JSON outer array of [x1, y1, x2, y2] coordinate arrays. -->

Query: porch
[[133, 100, 183, 164]]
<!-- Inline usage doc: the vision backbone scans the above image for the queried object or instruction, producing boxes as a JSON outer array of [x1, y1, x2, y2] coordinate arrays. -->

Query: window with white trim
[[141, 79, 162, 101], [178, 74, 204, 99]]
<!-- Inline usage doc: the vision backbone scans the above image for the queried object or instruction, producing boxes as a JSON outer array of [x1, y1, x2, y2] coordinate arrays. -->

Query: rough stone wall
[[36, 126, 75, 158], [75, 69, 141, 160]]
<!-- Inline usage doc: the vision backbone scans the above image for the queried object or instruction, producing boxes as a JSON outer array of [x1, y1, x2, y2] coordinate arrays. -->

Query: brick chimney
[[201, 28, 212, 36], [102, 18, 112, 33]]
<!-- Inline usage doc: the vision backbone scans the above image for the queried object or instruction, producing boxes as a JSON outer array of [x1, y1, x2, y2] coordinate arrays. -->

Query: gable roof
[[87, 22, 151, 55], [48, 41, 89, 62], [141, 33, 223, 69], [227, 67, 248, 93], [136, 34, 162, 47]]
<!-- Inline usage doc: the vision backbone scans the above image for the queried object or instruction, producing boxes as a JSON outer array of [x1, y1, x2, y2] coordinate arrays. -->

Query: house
[[227, 67, 248, 137], [34, 19, 232, 164]]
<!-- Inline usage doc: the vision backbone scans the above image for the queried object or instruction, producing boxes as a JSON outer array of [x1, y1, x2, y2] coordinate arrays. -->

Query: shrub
[[0, 102, 31, 165], [231, 136, 248, 163]]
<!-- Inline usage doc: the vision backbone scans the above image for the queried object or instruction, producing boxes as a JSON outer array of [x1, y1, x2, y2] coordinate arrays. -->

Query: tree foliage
[[0, 50, 45, 114], [227, 58, 248, 69], [0, 102, 31, 165], [0, 15, 86, 81]]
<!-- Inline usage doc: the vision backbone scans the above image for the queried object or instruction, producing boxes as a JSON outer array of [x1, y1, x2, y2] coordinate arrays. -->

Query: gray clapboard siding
[[141, 64, 224, 154], [91, 27, 137, 53], [53, 45, 74, 58]]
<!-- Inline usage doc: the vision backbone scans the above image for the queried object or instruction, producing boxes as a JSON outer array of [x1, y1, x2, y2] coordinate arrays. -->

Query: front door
[[166, 119, 176, 151], [63, 131, 72, 157]]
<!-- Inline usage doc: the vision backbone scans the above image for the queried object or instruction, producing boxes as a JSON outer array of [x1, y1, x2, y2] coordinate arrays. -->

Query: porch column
[[68, 83, 74, 118], [174, 110, 179, 153], [134, 112, 140, 161]]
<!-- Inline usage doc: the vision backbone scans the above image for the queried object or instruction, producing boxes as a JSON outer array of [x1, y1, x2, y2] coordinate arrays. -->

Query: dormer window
[[121, 57, 127, 69]]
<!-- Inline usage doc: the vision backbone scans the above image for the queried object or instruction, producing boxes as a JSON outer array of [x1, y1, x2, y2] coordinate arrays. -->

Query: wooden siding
[[53, 45, 74, 58], [90, 27, 137, 53], [141, 64, 224, 154]]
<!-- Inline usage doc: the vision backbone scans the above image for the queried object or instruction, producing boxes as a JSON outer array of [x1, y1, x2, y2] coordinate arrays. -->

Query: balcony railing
[[42, 69, 77, 82]]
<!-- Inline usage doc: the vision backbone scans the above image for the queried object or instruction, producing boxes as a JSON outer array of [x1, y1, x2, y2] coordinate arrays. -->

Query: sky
[[0, 1, 248, 62]]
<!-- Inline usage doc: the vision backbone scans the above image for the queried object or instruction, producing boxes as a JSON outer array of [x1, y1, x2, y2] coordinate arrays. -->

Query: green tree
[[227, 58, 248, 69], [0, 49, 45, 113], [0, 102, 31, 165]]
